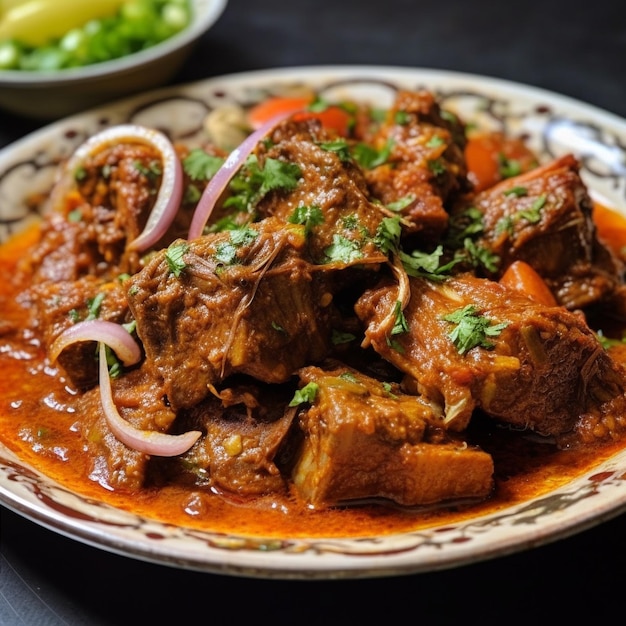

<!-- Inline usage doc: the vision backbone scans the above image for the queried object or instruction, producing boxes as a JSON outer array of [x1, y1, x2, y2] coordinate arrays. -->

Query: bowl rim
[[0, 0, 228, 86]]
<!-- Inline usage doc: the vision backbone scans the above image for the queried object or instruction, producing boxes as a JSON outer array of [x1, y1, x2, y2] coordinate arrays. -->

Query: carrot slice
[[593, 202, 626, 259], [465, 134, 502, 192], [465, 132, 538, 192], [247, 96, 352, 136], [500, 260, 557, 307]]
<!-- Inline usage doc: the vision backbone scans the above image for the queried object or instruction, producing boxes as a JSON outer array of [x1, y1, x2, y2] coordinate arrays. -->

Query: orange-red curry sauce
[[2, 206, 626, 540], [5, 104, 626, 541]]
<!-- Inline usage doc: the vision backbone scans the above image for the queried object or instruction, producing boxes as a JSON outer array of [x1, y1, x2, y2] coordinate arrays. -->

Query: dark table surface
[[1, 1, 625, 624]]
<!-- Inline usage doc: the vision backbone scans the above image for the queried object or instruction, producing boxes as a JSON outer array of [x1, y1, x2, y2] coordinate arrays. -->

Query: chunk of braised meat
[[154, 381, 297, 497], [363, 90, 470, 242], [451, 154, 626, 313], [253, 118, 387, 266], [354, 272, 626, 443], [24, 276, 130, 389], [25, 140, 204, 283], [127, 217, 345, 411], [76, 366, 179, 491], [291, 360, 494, 507]]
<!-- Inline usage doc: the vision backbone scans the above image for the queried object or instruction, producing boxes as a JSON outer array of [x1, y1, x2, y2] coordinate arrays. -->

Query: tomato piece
[[500, 260, 557, 307], [247, 96, 352, 136]]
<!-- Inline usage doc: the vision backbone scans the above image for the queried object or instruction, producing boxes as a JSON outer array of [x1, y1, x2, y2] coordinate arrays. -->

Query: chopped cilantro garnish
[[133, 159, 162, 180], [351, 138, 393, 169], [165, 242, 189, 277], [442, 305, 508, 354], [324, 234, 363, 264], [374, 216, 402, 255], [400, 245, 458, 279], [226, 155, 301, 214], [289, 382, 319, 407], [426, 135, 445, 148], [460, 238, 500, 273], [390, 301, 409, 336], [427, 158, 447, 176], [503, 186, 528, 197], [394, 111, 410, 125], [386, 195, 416, 212], [288, 205, 324, 235], [214, 227, 258, 265], [86, 292, 105, 320], [319, 139, 352, 162], [339, 371, 359, 383], [331, 329, 356, 345], [183, 149, 225, 181], [498, 154, 522, 178], [518, 194, 546, 223]]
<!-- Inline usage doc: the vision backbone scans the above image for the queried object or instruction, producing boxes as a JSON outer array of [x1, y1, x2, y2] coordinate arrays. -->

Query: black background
[[1, 0, 625, 623]]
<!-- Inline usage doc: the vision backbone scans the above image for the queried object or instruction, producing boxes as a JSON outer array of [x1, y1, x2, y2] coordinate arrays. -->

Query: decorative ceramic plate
[[1, 66, 626, 579]]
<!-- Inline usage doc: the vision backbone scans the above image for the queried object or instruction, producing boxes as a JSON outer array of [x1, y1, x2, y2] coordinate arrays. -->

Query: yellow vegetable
[[0, 0, 126, 46]]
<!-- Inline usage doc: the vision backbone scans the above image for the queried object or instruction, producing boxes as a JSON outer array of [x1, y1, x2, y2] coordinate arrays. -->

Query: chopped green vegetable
[[287, 205, 324, 235], [0, 0, 192, 72], [289, 382, 319, 407], [183, 149, 225, 181], [442, 305, 508, 354], [165, 241, 189, 277]]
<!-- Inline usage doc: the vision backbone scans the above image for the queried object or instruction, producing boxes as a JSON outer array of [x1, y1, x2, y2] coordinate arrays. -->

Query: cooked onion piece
[[98, 343, 201, 457], [48, 123, 183, 253], [187, 111, 295, 240], [50, 320, 200, 456], [49, 319, 142, 367]]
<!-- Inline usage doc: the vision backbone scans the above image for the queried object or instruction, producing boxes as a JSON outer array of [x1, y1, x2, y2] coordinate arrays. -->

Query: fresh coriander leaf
[[391, 301, 409, 336], [288, 205, 324, 235], [214, 242, 238, 265], [351, 138, 393, 169], [166, 242, 189, 277], [381, 381, 398, 398], [498, 154, 522, 178], [427, 158, 447, 176], [386, 194, 416, 212], [331, 329, 356, 345], [446, 207, 485, 248], [183, 149, 225, 181], [394, 111, 410, 125], [399, 245, 458, 280], [324, 234, 363, 264], [503, 186, 528, 197], [86, 292, 105, 320], [257, 157, 301, 195], [374, 216, 402, 255], [518, 194, 546, 223], [461, 238, 500, 273], [426, 135, 445, 148], [442, 304, 508, 354], [230, 226, 258, 247], [495, 215, 514, 236], [289, 382, 319, 406], [319, 139, 351, 162], [339, 371, 359, 383]]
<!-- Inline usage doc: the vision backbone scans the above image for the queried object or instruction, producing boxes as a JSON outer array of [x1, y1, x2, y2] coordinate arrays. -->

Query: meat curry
[[2, 88, 626, 539]]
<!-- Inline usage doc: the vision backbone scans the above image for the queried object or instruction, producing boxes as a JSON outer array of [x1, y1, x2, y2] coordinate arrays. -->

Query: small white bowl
[[0, 0, 228, 120]]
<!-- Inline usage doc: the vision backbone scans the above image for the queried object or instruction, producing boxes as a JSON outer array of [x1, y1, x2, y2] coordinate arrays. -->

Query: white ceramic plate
[[1, 66, 626, 579]]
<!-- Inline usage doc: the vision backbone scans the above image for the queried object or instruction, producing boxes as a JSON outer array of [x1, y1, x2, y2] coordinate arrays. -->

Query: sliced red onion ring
[[49, 319, 142, 367], [48, 124, 183, 253], [188, 111, 295, 240], [98, 343, 201, 457]]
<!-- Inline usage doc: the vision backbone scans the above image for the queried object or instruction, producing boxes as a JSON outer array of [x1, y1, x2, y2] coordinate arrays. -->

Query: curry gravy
[[1, 215, 626, 540]]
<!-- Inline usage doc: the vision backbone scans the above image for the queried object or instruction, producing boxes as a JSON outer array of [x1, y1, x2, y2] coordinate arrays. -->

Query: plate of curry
[[1, 66, 626, 579]]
